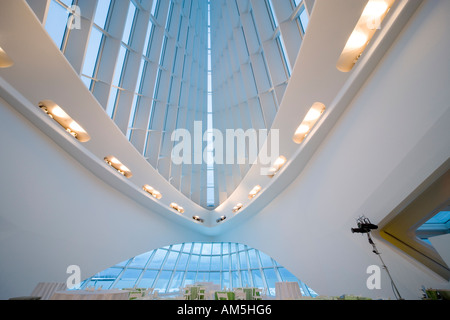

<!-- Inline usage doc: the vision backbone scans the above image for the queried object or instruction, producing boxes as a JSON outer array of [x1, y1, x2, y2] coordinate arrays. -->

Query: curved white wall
[[216, 0, 450, 299], [0, 98, 211, 300]]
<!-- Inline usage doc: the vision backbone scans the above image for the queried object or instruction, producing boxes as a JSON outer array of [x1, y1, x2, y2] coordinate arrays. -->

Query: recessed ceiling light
[[0, 47, 13, 68], [216, 216, 227, 223], [248, 185, 262, 199], [267, 156, 287, 178], [337, 0, 395, 72], [39, 100, 91, 142], [170, 203, 185, 214], [232, 203, 244, 213], [104, 156, 133, 178], [143, 185, 162, 200], [193, 216, 204, 223], [293, 103, 326, 144]]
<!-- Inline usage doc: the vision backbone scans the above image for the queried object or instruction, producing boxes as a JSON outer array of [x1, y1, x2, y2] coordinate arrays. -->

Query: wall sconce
[[104, 156, 133, 178], [293, 102, 326, 144], [248, 185, 262, 199], [170, 203, 185, 214], [143, 185, 162, 200], [337, 0, 395, 72], [39, 100, 90, 142]]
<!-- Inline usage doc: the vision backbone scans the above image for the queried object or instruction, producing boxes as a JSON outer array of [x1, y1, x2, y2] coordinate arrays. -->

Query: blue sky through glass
[[78, 242, 318, 297], [45, 0, 70, 49]]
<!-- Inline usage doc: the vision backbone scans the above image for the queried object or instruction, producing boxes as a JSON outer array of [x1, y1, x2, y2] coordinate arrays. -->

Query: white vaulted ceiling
[[0, 0, 423, 233]]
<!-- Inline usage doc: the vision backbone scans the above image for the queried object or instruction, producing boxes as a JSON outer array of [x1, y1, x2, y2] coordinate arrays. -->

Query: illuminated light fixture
[[170, 203, 185, 214], [193, 216, 204, 223], [104, 156, 133, 178], [39, 100, 90, 142], [248, 185, 262, 199], [267, 156, 287, 178], [337, 0, 395, 72], [232, 203, 244, 213], [142, 185, 162, 200], [0, 47, 14, 68], [217, 216, 227, 223], [293, 102, 326, 144]]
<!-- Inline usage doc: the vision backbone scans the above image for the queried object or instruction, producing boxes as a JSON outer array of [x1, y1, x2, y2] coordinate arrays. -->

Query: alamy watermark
[[66, 265, 81, 289], [171, 121, 281, 175], [366, 265, 382, 290], [67, 5, 82, 30]]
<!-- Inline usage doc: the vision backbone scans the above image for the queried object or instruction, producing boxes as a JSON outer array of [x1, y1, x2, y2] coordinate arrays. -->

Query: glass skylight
[[37, 0, 313, 209], [416, 209, 450, 245], [78, 242, 318, 298], [45, 0, 71, 49]]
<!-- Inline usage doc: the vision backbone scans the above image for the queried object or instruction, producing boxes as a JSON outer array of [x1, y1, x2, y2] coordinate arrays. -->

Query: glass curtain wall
[[79, 242, 318, 297], [34, 0, 314, 208]]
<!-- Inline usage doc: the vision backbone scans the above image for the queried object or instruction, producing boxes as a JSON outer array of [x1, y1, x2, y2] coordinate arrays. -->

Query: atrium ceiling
[[33, 0, 313, 209]]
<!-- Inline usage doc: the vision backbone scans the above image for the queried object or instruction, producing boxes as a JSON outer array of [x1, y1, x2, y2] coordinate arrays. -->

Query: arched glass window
[[79, 242, 318, 298]]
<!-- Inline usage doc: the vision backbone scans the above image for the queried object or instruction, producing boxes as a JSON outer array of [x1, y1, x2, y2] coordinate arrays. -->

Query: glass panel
[[212, 243, 222, 255], [45, 0, 70, 49], [112, 45, 127, 87], [222, 271, 230, 289], [278, 267, 298, 282], [197, 272, 209, 283], [210, 256, 221, 271], [122, 2, 137, 44], [78, 242, 317, 297], [299, 5, 309, 33], [239, 251, 248, 269], [128, 251, 152, 268], [187, 255, 199, 271], [184, 272, 196, 286], [147, 249, 167, 269], [172, 244, 182, 252], [169, 271, 184, 292], [151, 0, 159, 17], [222, 243, 229, 255], [143, 21, 153, 56], [137, 269, 158, 288], [251, 269, 264, 288], [198, 256, 211, 271], [94, 267, 122, 280], [259, 251, 274, 268], [82, 26, 103, 78], [416, 210, 450, 243], [183, 243, 192, 253], [241, 270, 251, 287], [163, 251, 179, 270], [192, 243, 202, 254], [248, 249, 260, 269], [60, 0, 73, 8], [114, 269, 142, 289], [230, 253, 238, 270], [201, 243, 212, 255], [153, 270, 172, 293], [94, 0, 112, 29], [231, 271, 240, 289], [222, 254, 229, 271], [176, 253, 189, 270], [263, 269, 278, 295], [210, 272, 221, 285]]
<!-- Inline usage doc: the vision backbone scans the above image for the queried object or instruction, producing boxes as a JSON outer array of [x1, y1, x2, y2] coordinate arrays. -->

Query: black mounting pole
[[366, 232, 403, 300]]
